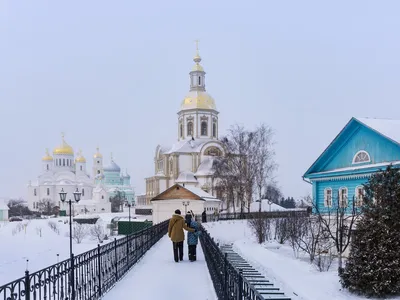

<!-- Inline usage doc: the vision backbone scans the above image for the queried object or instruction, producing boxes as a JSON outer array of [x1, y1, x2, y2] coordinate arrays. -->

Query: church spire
[[190, 39, 206, 92]]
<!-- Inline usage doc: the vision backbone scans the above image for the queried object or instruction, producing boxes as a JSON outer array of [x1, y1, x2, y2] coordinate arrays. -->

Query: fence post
[[238, 269, 243, 299], [97, 244, 102, 297], [24, 270, 30, 300], [71, 253, 75, 300], [126, 236, 130, 268], [114, 238, 118, 281], [224, 252, 228, 300]]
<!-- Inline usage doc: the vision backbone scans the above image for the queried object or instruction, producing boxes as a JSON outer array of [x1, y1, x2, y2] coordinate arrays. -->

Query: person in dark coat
[[187, 217, 201, 261], [168, 209, 195, 262], [201, 209, 207, 223], [185, 211, 192, 226]]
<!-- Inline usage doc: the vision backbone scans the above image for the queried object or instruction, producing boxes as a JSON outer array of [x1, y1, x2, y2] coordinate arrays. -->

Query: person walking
[[168, 209, 195, 262], [201, 209, 207, 223], [187, 216, 201, 261]]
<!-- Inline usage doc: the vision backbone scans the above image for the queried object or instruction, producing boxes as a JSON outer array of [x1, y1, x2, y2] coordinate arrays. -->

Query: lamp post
[[267, 200, 272, 212], [182, 201, 190, 214], [59, 187, 81, 300], [128, 203, 131, 222]]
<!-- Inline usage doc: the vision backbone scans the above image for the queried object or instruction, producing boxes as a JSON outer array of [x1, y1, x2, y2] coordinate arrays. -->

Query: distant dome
[[104, 161, 121, 172], [53, 134, 74, 155], [176, 171, 198, 183], [42, 149, 53, 161], [75, 150, 86, 163]]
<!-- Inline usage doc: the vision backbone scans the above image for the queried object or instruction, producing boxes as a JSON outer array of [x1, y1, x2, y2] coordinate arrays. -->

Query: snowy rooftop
[[182, 185, 220, 202], [249, 199, 286, 212], [176, 171, 198, 183], [356, 117, 400, 145], [195, 157, 215, 176], [162, 138, 215, 154]]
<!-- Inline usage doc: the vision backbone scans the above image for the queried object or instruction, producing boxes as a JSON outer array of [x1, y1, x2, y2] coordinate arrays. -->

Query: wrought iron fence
[[0, 219, 169, 300], [199, 226, 265, 300], [198, 209, 310, 223]]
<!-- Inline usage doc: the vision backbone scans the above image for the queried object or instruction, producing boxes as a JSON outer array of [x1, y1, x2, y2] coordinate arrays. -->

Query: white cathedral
[[145, 48, 224, 204], [27, 136, 133, 215]]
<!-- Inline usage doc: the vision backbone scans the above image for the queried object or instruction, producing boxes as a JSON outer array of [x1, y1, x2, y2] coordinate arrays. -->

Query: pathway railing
[[199, 209, 310, 223], [0, 219, 169, 300], [199, 226, 265, 300]]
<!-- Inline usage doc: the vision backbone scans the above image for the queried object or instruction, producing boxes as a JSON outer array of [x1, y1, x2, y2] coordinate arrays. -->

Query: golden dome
[[42, 148, 53, 161], [192, 63, 204, 72], [181, 90, 216, 110], [94, 147, 103, 158], [75, 150, 86, 163], [53, 133, 74, 155]]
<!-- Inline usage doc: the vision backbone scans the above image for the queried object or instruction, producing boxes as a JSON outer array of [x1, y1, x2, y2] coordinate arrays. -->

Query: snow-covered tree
[[340, 165, 400, 297]]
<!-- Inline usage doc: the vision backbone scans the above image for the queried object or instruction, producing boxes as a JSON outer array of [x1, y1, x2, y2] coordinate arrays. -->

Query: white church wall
[[178, 155, 192, 172]]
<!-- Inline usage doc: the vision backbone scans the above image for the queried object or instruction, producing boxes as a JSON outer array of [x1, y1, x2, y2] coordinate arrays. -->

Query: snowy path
[[103, 235, 217, 300]]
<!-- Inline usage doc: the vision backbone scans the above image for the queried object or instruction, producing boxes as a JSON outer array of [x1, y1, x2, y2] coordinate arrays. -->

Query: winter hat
[[175, 209, 181, 215]]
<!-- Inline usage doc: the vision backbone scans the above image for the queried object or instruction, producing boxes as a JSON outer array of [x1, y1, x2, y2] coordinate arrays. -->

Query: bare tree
[[262, 183, 282, 205], [72, 223, 88, 244], [110, 191, 125, 213], [248, 213, 271, 244], [312, 192, 361, 272], [37, 198, 56, 216], [213, 123, 276, 214], [274, 218, 289, 244], [286, 214, 307, 258], [90, 224, 105, 243]]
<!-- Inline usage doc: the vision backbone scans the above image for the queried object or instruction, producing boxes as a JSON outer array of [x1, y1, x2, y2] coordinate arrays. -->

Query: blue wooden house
[[303, 117, 400, 212]]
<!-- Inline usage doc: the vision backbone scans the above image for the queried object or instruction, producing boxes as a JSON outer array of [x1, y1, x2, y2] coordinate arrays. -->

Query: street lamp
[[267, 200, 272, 212], [59, 187, 81, 300], [182, 201, 190, 214], [128, 203, 132, 222]]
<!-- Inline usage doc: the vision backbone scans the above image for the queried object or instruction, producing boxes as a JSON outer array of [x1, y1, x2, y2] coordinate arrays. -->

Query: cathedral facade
[[145, 49, 224, 205], [27, 135, 135, 215]]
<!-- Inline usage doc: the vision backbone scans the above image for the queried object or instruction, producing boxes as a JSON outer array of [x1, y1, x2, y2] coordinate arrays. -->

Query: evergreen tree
[[340, 165, 400, 297]]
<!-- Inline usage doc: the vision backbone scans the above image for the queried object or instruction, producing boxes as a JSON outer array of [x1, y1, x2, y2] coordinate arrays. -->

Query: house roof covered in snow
[[249, 200, 286, 212], [355, 117, 400, 146], [151, 184, 220, 202]]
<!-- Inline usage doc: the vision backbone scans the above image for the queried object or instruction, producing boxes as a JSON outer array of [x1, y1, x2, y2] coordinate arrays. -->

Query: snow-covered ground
[[103, 235, 216, 300], [203, 220, 398, 300], [0, 213, 150, 285]]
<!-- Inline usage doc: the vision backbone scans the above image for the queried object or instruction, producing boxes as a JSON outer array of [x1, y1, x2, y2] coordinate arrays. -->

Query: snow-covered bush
[[48, 221, 60, 235], [72, 223, 88, 244], [90, 224, 105, 243]]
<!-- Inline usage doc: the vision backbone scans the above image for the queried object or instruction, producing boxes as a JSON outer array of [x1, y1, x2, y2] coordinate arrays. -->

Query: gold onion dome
[[42, 148, 53, 161], [181, 91, 216, 110], [94, 147, 103, 158], [53, 133, 74, 155], [75, 150, 86, 163]]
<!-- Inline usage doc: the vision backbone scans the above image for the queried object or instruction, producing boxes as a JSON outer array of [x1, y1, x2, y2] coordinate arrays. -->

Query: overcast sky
[[0, 0, 399, 200]]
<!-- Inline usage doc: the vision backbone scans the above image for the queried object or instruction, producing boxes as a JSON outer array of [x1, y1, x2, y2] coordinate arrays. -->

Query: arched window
[[355, 186, 364, 207], [324, 188, 332, 207], [170, 159, 173, 174], [34, 188, 37, 196], [47, 188, 50, 196], [212, 123, 217, 138], [339, 187, 348, 207], [187, 122, 193, 136], [80, 165, 83, 171], [82, 189, 85, 197], [201, 122, 208, 136], [97, 170, 101, 174], [46, 164, 49, 170], [198, 76, 201, 85], [353, 151, 370, 164], [180, 123, 183, 138], [63, 159, 65, 166], [102, 195, 104, 199]]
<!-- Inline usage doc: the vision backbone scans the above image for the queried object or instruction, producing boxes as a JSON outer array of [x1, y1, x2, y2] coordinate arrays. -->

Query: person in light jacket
[[187, 216, 201, 262], [168, 209, 195, 262]]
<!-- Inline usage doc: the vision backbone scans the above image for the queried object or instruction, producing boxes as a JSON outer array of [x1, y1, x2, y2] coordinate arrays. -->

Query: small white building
[[249, 199, 287, 212], [151, 184, 220, 224], [74, 184, 111, 214], [0, 202, 9, 221]]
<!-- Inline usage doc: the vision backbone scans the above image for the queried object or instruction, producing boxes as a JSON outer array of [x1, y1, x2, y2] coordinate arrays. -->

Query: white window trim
[[324, 188, 332, 207], [355, 186, 364, 207], [339, 187, 348, 207], [352, 150, 371, 164]]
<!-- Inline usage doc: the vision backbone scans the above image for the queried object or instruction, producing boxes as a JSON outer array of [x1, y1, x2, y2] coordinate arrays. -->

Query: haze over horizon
[[1, 0, 399, 200]]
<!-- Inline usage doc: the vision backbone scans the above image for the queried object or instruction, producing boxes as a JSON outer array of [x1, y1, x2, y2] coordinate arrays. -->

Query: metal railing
[[199, 226, 265, 299], [0, 219, 169, 300], [199, 209, 310, 223]]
